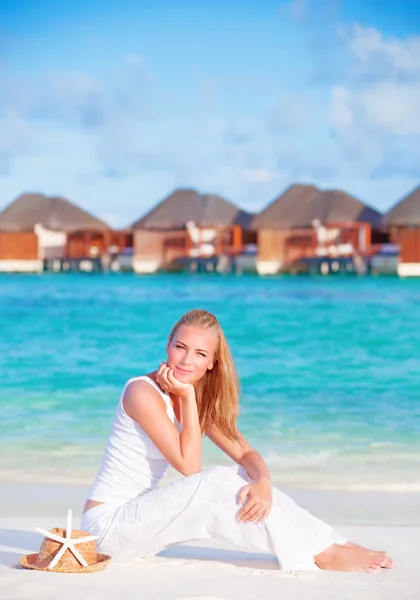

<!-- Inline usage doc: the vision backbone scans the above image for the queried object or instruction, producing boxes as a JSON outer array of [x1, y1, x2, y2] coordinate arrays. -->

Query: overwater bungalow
[[0, 193, 132, 273], [251, 184, 382, 275], [382, 185, 420, 277], [131, 189, 255, 273]]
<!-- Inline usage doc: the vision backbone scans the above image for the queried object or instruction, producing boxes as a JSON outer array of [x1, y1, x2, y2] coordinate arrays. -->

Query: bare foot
[[315, 544, 391, 572], [344, 542, 394, 568]]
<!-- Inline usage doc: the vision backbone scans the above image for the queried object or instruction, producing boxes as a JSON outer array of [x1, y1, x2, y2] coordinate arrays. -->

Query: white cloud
[[1, 21, 419, 219], [346, 24, 420, 79], [1, 52, 156, 133], [0, 54, 161, 177], [361, 83, 420, 135], [37, 72, 100, 123], [329, 23, 420, 184], [331, 82, 420, 136]]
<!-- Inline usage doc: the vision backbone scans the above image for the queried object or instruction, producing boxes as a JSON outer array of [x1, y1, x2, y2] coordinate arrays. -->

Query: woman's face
[[166, 324, 217, 384]]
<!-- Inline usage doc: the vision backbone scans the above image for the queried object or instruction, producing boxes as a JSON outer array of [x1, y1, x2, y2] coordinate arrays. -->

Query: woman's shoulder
[[122, 375, 168, 420], [124, 374, 158, 390]]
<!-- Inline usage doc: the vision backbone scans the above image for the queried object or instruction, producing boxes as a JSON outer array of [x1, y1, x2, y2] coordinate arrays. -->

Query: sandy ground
[[0, 485, 419, 600]]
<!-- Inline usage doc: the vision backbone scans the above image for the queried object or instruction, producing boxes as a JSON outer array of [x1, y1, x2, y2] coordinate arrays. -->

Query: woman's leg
[[269, 480, 391, 571], [271, 484, 347, 554], [90, 465, 390, 572], [94, 466, 317, 569]]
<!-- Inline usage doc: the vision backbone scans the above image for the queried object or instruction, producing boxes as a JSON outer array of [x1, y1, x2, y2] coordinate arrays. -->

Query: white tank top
[[88, 376, 182, 506]]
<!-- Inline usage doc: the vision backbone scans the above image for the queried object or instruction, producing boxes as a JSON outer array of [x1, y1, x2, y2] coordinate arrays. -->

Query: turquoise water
[[0, 274, 419, 491]]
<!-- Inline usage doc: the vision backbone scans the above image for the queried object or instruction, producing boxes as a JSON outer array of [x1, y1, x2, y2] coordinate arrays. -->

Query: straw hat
[[18, 510, 111, 573]]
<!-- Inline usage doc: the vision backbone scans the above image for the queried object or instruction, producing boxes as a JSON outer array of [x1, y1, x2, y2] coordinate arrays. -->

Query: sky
[[0, 0, 420, 227]]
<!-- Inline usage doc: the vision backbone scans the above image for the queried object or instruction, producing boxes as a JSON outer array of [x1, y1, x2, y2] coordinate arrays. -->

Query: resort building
[[251, 184, 382, 275], [383, 185, 420, 277], [0, 193, 131, 273], [131, 189, 255, 273]]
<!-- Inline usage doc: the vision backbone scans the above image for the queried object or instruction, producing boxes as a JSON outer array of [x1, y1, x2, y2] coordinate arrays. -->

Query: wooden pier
[[297, 255, 370, 276], [43, 257, 103, 273]]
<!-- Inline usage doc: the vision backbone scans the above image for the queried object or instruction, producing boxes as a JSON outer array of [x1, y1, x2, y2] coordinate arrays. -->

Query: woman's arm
[[207, 425, 273, 522], [239, 450, 272, 486], [124, 373, 202, 476], [206, 426, 271, 483]]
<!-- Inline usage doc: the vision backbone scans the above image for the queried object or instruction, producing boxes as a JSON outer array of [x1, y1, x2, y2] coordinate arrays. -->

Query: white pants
[[81, 465, 347, 571]]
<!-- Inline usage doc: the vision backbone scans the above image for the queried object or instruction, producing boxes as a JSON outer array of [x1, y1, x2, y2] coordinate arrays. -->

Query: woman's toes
[[374, 551, 387, 564], [372, 551, 394, 569], [383, 556, 394, 568], [367, 563, 382, 573], [380, 552, 391, 566]]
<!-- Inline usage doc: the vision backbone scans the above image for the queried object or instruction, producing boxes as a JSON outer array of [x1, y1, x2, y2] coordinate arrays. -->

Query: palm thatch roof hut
[[251, 184, 382, 275], [0, 193, 109, 232], [252, 184, 381, 230], [131, 188, 254, 273], [383, 185, 420, 227], [383, 185, 420, 276], [251, 184, 320, 230], [131, 188, 253, 230], [0, 193, 111, 271]]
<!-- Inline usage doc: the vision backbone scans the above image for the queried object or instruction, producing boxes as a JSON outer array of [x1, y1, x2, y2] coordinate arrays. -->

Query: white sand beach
[[1, 484, 419, 600]]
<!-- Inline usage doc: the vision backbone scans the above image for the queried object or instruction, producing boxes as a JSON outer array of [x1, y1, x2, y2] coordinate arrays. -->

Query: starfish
[[36, 509, 99, 570]]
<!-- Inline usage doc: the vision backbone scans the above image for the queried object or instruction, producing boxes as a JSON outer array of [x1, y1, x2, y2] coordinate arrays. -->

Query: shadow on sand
[[0, 527, 278, 571]]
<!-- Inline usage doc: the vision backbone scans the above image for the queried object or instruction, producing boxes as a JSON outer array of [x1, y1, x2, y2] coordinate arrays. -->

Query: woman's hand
[[236, 478, 273, 523], [156, 362, 195, 399]]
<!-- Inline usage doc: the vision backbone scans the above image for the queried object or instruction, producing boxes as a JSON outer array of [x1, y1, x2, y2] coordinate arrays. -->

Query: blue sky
[[1, 0, 419, 226]]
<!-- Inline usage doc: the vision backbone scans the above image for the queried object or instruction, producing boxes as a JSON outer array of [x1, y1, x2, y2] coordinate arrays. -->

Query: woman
[[82, 309, 392, 572]]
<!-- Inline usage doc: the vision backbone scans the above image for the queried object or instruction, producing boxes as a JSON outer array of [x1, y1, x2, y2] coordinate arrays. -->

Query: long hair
[[169, 309, 241, 441]]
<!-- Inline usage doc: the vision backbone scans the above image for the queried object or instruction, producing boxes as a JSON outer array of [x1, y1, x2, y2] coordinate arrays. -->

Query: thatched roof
[[383, 185, 420, 227], [251, 184, 319, 230], [131, 189, 254, 230], [251, 184, 382, 230], [0, 194, 109, 232], [0, 193, 110, 233]]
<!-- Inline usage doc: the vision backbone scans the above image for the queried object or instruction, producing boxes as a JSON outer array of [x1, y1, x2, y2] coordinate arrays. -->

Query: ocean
[[1, 273, 419, 491]]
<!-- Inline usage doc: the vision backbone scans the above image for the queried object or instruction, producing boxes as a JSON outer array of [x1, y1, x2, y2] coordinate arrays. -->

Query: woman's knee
[[203, 465, 241, 486], [204, 465, 231, 476]]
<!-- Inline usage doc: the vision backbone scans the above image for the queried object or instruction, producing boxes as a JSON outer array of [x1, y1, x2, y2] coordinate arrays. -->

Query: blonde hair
[[169, 309, 240, 441]]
